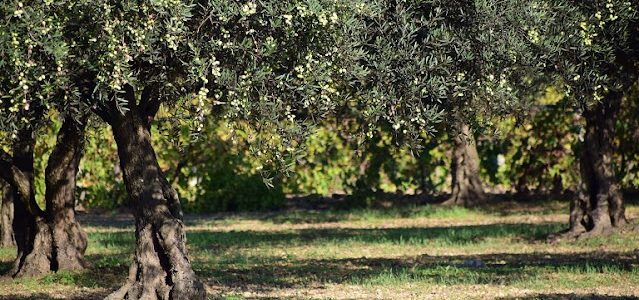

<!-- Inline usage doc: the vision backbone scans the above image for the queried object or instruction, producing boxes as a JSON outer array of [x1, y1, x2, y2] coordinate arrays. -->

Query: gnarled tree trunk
[[9, 127, 47, 277], [0, 182, 14, 248], [44, 117, 89, 271], [9, 118, 88, 277], [442, 123, 486, 207], [105, 106, 205, 300], [552, 91, 626, 241]]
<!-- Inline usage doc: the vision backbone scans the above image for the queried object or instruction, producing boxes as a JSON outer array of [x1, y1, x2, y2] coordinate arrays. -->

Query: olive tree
[[351, 0, 534, 206], [0, 0, 89, 276], [527, 0, 639, 239], [62, 0, 366, 298]]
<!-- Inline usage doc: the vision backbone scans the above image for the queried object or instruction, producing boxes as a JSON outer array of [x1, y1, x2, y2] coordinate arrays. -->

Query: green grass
[[0, 200, 638, 299], [350, 260, 639, 289]]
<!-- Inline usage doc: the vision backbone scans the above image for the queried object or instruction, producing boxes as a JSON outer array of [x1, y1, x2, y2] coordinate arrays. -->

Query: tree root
[[105, 219, 205, 300], [548, 223, 636, 244], [11, 216, 88, 277]]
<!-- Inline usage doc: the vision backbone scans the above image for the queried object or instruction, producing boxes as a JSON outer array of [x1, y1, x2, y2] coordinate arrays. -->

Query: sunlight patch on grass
[[1, 200, 639, 299]]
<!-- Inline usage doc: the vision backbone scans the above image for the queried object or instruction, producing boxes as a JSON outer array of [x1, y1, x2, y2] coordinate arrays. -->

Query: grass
[[0, 199, 638, 299]]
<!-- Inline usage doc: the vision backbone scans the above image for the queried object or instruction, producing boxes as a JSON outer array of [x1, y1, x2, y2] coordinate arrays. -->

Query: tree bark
[[105, 107, 205, 300], [9, 127, 48, 277], [0, 182, 15, 248], [442, 123, 486, 207], [10, 117, 88, 277], [44, 117, 89, 271], [552, 91, 627, 241]]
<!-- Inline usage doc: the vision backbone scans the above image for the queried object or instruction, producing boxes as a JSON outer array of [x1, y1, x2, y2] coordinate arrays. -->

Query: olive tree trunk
[[0, 182, 14, 248], [442, 123, 486, 207], [9, 118, 88, 277], [9, 127, 46, 277], [552, 91, 627, 241], [43, 117, 89, 271], [105, 106, 205, 300]]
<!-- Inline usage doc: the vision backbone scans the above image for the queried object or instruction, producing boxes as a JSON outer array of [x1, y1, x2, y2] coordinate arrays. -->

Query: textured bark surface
[[9, 127, 49, 277], [44, 117, 89, 271], [10, 118, 88, 277], [12, 215, 55, 277], [442, 124, 486, 207], [106, 107, 205, 300], [1, 183, 15, 248], [551, 92, 627, 242]]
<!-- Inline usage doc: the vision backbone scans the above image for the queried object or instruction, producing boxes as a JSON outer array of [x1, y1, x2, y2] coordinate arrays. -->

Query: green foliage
[[283, 122, 360, 195], [479, 88, 580, 193], [349, 0, 447, 141], [2, 0, 638, 215], [76, 125, 127, 209], [353, 0, 538, 144], [54, 0, 370, 180], [284, 120, 452, 198], [189, 0, 370, 175], [0, 0, 75, 133], [526, 0, 639, 106], [68, 0, 200, 106], [154, 119, 285, 213], [616, 84, 639, 189]]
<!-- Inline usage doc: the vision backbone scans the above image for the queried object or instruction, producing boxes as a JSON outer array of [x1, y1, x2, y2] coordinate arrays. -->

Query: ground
[[0, 198, 638, 299]]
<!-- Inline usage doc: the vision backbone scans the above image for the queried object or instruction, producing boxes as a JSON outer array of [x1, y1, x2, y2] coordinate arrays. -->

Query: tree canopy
[[0, 0, 638, 299]]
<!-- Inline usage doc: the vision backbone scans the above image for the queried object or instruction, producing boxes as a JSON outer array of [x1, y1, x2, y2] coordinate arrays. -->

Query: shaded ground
[[0, 198, 638, 299]]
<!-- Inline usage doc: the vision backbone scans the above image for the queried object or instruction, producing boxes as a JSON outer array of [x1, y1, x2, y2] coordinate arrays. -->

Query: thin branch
[[143, 98, 162, 119], [92, 102, 112, 124], [140, 85, 161, 119]]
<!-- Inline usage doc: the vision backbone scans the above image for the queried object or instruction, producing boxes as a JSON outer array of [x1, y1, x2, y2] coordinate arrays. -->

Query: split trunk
[[10, 118, 88, 277]]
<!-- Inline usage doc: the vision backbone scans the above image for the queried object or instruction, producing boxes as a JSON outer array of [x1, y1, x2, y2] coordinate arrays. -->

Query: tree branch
[[123, 84, 138, 111], [0, 149, 12, 173], [92, 102, 112, 124]]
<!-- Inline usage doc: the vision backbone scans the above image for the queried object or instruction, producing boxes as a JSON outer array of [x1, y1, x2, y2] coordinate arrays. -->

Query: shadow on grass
[[186, 223, 564, 250], [75, 192, 570, 227], [86, 222, 564, 251], [77, 213, 134, 229], [77, 191, 639, 228], [195, 250, 639, 290], [0, 292, 109, 300], [497, 294, 639, 300], [69, 222, 564, 292], [1, 223, 635, 298], [266, 192, 573, 224], [0, 260, 12, 275], [1, 249, 635, 298], [261, 191, 639, 223]]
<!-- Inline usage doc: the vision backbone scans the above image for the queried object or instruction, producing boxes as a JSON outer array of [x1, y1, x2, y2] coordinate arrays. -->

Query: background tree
[[0, 179, 15, 248], [352, 0, 535, 207], [442, 0, 543, 206], [527, 0, 639, 239], [489, 88, 580, 197], [65, 0, 366, 298], [616, 83, 639, 191]]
